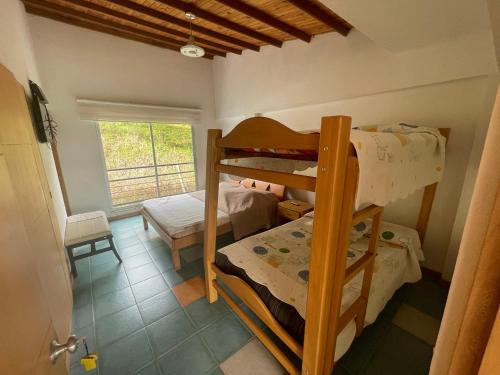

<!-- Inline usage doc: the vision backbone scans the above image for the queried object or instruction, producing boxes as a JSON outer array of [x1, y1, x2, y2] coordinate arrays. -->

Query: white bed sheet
[[142, 193, 230, 239]]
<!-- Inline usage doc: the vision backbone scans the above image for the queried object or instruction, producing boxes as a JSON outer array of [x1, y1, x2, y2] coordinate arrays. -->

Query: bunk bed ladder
[[340, 207, 383, 336], [308, 149, 384, 375]]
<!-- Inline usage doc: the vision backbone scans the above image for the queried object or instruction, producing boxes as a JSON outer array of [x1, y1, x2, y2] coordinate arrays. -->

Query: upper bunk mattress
[[215, 214, 422, 360], [237, 124, 446, 209]]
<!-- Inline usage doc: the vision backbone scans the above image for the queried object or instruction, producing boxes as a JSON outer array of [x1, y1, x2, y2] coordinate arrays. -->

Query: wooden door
[[0, 65, 72, 374]]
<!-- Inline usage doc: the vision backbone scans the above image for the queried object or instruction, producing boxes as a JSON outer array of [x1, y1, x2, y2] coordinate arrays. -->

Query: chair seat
[[65, 211, 111, 247]]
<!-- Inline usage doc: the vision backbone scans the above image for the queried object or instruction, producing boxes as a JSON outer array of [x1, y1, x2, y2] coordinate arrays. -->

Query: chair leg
[[143, 216, 149, 230], [108, 235, 122, 263], [66, 246, 78, 277]]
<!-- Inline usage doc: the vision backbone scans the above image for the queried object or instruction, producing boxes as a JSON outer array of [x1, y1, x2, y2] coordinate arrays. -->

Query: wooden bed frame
[[141, 178, 285, 270], [203, 116, 450, 375]]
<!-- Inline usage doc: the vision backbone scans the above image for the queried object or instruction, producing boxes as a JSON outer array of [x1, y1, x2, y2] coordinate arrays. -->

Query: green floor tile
[[73, 287, 92, 310], [337, 315, 392, 374], [123, 252, 153, 271], [138, 291, 180, 325], [126, 263, 160, 285], [92, 271, 130, 298], [70, 364, 97, 375], [96, 305, 144, 347], [72, 303, 93, 331], [91, 261, 125, 281], [364, 324, 433, 375], [132, 275, 169, 303], [135, 362, 161, 375], [402, 277, 448, 320], [146, 309, 196, 355], [207, 367, 224, 375], [115, 235, 141, 249], [99, 329, 154, 375], [157, 335, 217, 375], [90, 251, 120, 267], [94, 287, 136, 319], [142, 237, 167, 251], [118, 243, 147, 259], [200, 314, 252, 362], [162, 259, 204, 287], [186, 297, 229, 329]]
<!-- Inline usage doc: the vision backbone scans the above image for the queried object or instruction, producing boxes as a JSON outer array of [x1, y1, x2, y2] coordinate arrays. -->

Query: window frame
[[96, 120, 198, 213]]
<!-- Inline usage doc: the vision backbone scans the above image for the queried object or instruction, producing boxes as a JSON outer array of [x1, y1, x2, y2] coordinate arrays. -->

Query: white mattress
[[142, 193, 230, 239], [218, 215, 422, 360]]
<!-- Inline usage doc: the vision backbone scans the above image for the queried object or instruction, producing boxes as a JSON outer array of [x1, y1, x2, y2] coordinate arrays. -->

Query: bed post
[[302, 116, 353, 375], [204, 129, 222, 303], [416, 128, 450, 243]]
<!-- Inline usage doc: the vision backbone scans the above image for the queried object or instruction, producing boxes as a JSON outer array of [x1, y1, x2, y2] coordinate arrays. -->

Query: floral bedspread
[[218, 215, 422, 320]]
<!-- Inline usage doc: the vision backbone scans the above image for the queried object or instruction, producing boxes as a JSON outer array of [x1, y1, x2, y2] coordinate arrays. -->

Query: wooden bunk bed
[[203, 116, 449, 375], [141, 178, 284, 270]]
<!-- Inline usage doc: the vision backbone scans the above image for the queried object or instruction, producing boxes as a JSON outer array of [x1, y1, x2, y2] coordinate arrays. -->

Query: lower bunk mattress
[[215, 214, 423, 361]]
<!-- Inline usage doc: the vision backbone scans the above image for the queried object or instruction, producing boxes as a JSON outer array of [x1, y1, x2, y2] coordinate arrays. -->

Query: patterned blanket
[[218, 215, 422, 319]]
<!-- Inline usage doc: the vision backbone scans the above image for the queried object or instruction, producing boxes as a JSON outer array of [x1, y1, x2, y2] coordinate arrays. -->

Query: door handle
[[49, 335, 83, 364]]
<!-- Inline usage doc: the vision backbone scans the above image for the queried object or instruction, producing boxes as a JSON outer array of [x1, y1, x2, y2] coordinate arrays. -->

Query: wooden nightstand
[[278, 200, 314, 221]]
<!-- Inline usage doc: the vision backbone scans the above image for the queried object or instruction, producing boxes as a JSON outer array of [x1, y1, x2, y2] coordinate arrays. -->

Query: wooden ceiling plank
[[105, 0, 260, 51], [23, 0, 226, 57], [24, 5, 213, 59], [155, 0, 283, 47], [287, 0, 351, 36], [214, 0, 311, 42], [60, 0, 241, 54]]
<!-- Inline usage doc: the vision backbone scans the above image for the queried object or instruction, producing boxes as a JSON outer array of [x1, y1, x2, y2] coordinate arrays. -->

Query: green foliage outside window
[[99, 121, 196, 206]]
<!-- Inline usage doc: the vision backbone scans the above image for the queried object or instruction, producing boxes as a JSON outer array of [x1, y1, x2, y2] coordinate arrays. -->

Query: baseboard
[[421, 267, 451, 288], [108, 210, 141, 222]]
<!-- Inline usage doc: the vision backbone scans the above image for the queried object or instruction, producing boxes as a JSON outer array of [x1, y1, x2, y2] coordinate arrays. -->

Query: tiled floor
[[70, 215, 448, 375]]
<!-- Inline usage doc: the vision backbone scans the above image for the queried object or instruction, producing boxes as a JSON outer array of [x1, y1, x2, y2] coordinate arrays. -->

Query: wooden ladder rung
[[337, 297, 365, 334], [352, 205, 383, 225], [344, 253, 374, 285]]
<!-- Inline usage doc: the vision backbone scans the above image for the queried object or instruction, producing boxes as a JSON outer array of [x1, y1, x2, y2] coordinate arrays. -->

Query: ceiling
[[322, 0, 492, 52], [22, 0, 353, 59]]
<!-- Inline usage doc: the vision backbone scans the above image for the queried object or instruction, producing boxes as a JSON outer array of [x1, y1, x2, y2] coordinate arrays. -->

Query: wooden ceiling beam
[[155, 0, 283, 47], [24, 5, 213, 59], [23, 0, 226, 57], [287, 0, 351, 36], [105, 0, 260, 51], [60, 0, 242, 54], [214, 0, 311, 42]]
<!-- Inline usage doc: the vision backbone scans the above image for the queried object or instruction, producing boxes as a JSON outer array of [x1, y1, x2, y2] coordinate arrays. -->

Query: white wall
[[442, 0, 500, 280], [0, 1, 66, 237], [28, 15, 216, 216], [212, 24, 499, 274], [214, 30, 497, 119]]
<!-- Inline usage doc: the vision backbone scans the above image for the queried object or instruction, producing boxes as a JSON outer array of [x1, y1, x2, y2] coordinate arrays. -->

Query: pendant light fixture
[[180, 12, 205, 58]]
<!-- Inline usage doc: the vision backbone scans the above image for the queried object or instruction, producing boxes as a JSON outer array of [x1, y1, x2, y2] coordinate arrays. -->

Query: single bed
[[141, 179, 284, 270], [215, 213, 423, 361]]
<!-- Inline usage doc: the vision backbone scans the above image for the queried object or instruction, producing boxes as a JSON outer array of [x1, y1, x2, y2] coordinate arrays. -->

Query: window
[[99, 121, 196, 207]]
